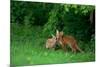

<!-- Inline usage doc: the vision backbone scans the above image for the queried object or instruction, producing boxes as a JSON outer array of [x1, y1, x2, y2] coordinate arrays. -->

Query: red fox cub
[[56, 30, 83, 53], [46, 34, 57, 49]]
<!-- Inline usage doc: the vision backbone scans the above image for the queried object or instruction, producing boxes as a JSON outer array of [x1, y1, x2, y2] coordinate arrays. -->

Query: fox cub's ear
[[56, 30, 59, 35]]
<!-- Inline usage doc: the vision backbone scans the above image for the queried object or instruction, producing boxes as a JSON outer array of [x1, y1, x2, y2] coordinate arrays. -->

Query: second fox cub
[[56, 30, 83, 53], [46, 34, 57, 49]]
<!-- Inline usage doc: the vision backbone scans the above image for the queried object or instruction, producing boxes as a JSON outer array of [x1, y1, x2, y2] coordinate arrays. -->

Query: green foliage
[[42, 5, 61, 36], [63, 5, 95, 41], [11, 1, 53, 26], [11, 1, 95, 41]]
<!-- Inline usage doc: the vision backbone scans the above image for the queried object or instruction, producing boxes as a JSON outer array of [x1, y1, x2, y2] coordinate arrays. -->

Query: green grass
[[10, 23, 95, 66]]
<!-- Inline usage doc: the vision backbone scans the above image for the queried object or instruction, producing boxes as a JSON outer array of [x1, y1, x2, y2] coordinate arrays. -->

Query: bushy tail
[[76, 45, 84, 53]]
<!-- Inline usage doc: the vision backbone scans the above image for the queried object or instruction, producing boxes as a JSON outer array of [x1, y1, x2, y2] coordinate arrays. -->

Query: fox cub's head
[[56, 30, 64, 40]]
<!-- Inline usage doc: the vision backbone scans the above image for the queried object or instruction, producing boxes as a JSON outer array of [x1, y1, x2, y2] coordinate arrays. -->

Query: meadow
[[10, 23, 95, 66]]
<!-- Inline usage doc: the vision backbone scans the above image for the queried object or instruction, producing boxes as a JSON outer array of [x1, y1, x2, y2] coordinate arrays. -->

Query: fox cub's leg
[[59, 41, 66, 52]]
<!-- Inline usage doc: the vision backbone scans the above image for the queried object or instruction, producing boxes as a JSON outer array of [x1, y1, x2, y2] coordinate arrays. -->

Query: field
[[10, 23, 95, 66]]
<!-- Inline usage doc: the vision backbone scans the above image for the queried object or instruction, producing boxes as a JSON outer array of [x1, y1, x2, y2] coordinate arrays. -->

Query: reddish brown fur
[[57, 31, 83, 53]]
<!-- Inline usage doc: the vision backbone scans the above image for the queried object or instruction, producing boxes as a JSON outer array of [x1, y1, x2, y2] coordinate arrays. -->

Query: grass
[[10, 23, 95, 66]]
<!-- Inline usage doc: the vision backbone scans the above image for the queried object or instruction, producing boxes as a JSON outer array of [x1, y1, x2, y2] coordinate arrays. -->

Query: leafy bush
[[11, 1, 95, 42]]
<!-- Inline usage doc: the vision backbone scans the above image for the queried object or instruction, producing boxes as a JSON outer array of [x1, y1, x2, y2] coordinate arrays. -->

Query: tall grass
[[10, 23, 95, 66]]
